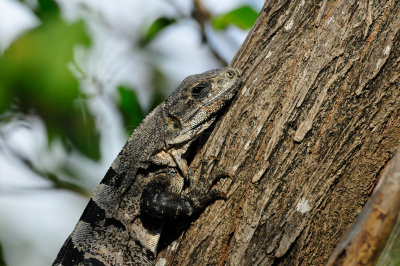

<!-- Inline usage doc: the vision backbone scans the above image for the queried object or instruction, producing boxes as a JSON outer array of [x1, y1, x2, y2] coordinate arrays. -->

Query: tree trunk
[[159, 0, 400, 265]]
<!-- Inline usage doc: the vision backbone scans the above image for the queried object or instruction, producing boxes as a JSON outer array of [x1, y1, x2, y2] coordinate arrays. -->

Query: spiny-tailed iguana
[[53, 67, 242, 265]]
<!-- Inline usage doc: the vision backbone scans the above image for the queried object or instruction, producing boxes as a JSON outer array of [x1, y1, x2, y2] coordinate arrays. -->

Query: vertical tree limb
[[327, 147, 400, 265], [158, 0, 400, 264]]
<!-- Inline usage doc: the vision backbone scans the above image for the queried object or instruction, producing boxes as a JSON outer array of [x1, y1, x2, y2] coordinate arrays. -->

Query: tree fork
[[159, 0, 400, 265]]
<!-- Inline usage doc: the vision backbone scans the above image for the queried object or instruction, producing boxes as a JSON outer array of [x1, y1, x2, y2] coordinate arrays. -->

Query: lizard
[[53, 67, 242, 266]]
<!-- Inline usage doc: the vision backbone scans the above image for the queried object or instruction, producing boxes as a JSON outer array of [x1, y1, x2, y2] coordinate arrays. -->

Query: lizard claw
[[208, 189, 228, 201], [208, 169, 235, 188], [189, 189, 227, 213], [217, 169, 234, 181]]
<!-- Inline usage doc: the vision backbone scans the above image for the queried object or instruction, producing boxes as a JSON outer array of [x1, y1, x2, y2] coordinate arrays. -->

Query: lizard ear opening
[[168, 115, 181, 130]]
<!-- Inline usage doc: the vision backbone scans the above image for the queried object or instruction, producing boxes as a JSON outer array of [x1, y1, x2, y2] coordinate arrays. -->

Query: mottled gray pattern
[[53, 68, 242, 266]]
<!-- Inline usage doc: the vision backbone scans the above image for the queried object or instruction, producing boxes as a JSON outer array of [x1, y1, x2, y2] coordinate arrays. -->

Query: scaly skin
[[53, 68, 242, 266]]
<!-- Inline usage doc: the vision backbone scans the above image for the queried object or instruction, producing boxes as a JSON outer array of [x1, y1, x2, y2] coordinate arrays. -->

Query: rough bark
[[158, 0, 400, 265]]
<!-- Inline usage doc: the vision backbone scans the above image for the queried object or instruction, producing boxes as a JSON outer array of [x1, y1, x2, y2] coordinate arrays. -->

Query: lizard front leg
[[140, 159, 231, 221]]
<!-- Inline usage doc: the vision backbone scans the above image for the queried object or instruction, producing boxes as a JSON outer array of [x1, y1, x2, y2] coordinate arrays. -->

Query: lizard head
[[163, 67, 242, 147]]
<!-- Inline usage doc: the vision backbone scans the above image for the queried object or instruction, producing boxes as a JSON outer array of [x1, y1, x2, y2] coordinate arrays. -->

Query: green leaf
[[37, 0, 58, 14], [0, 241, 6, 266], [117, 86, 144, 134], [117, 67, 167, 135], [211, 5, 258, 30], [139, 17, 176, 46], [0, 14, 100, 159]]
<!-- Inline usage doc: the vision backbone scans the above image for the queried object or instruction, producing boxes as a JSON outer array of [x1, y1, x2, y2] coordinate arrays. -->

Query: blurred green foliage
[[139, 17, 176, 47], [117, 67, 167, 136], [149, 67, 169, 109], [118, 86, 144, 133], [0, 4, 100, 159], [0, 0, 260, 191], [211, 5, 259, 30], [0, 241, 6, 266], [36, 0, 59, 16]]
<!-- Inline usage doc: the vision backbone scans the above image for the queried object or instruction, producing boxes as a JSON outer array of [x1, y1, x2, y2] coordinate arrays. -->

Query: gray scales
[[53, 68, 242, 265]]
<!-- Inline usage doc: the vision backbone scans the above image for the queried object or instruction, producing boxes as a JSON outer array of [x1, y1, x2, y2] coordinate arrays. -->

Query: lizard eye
[[191, 82, 210, 98]]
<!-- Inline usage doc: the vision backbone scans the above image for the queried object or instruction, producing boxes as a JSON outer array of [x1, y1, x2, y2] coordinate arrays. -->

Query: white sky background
[[0, 0, 263, 265]]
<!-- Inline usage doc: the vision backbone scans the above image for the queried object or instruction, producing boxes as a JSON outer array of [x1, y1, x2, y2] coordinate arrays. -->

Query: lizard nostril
[[226, 70, 234, 78]]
